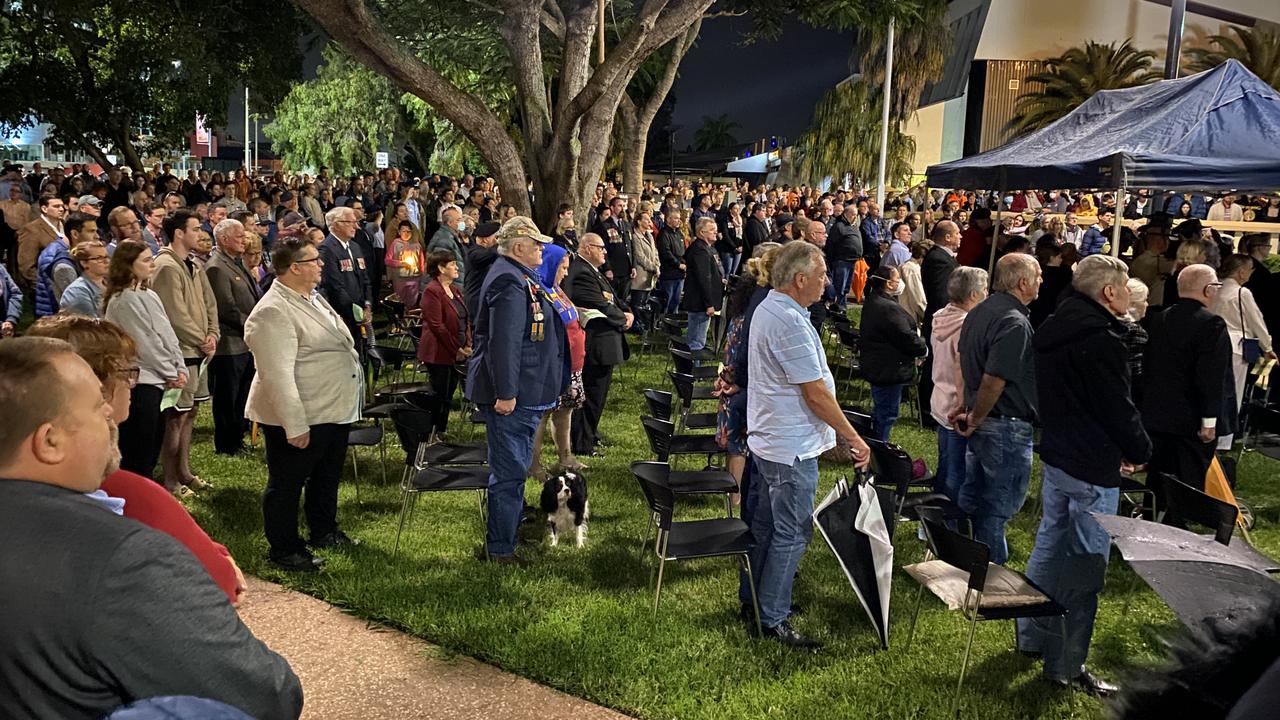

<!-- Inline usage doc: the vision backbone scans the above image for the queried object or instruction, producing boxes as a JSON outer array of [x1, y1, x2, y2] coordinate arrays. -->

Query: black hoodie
[[1033, 292, 1152, 488]]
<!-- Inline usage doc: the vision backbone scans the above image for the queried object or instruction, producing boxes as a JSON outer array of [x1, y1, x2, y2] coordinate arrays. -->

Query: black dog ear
[[539, 478, 560, 514], [567, 477, 587, 515]]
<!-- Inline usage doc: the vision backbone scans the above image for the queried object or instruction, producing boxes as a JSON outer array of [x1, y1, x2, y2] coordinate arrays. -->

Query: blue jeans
[[958, 417, 1033, 565], [1017, 464, 1118, 680], [869, 383, 905, 442], [658, 278, 684, 315], [686, 310, 711, 352], [830, 260, 854, 309], [737, 456, 759, 608], [936, 426, 968, 503], [749, 456, 820, 628], [482, 406, 543, 557], [719, 251, 741, 277]]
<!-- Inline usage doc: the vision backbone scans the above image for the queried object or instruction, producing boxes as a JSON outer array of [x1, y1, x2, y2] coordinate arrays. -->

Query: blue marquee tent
[[926, 59, 1280, 192]]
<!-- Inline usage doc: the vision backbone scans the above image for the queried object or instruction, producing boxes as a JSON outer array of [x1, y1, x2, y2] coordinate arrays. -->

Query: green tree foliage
[[1186, 25, 1280, 91], [693, 113, 740, 151], [1008, 39, 1160, 136], [791, 80, 915, 187], [0, 0, 303, 170], [856, 0, 951, 119]]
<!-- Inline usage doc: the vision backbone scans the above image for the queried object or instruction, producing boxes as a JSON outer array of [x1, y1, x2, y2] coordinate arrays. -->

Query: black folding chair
[[345, 423, 385, 502], [643, 389, 675, 422], [670, 349, 719, 381], [641, 415, 723, 470], [905, 516, 1066, 718], [1159, 473, 1238, 545], [633, 468, 761, 635], [866, 437, 969, 533], [668, 372, 718, 432]]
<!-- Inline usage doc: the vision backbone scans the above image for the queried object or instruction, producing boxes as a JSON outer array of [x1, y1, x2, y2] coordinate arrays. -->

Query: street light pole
[[875, 16, 895, 210], [1165, 0, 1187, 79], [244, 86, 251, 174]]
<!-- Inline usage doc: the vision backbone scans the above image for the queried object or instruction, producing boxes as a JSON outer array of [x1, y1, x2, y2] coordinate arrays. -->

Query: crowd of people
[[1, 155, 1278, 716]]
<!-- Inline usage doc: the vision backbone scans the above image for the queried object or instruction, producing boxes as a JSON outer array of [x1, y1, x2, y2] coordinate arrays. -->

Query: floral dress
[[715, 316, 748, 455]]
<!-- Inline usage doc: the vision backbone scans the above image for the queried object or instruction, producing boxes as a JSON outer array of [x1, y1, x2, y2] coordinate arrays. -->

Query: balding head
[[1177, 264, 1219, 306], [930, 220, 960, 250], [993, 252, 1042, 305]]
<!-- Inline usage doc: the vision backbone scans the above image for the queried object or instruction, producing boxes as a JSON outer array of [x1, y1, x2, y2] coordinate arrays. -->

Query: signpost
[[375, 152, 389, 169]]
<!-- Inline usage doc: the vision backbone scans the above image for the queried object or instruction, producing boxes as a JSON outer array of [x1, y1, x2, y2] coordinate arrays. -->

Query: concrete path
[[238, 576, 632, 720]]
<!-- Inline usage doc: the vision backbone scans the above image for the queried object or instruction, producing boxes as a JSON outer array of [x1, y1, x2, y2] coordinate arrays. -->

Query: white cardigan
[[1210, 278, 1272, 356]]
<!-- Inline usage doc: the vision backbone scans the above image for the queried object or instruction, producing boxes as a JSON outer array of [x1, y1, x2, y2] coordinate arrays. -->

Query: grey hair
[[1072, 254, 1129, 298], [1126, 277, 1149, 303], [694, 217, 717, 235], [324, 206, 350, 228], [438, 203, 462, 223], [770, 241, 824, 289], [992, 253, 1039, 293], [947, 266, 989, 303], [212, 218, 242, 243], [752, 241, 781, 258]]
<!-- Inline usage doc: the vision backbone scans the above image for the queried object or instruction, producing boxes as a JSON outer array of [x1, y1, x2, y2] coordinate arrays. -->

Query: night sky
[[669, 17, 857, 150]]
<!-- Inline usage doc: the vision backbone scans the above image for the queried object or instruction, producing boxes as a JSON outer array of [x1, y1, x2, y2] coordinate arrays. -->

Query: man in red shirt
[[957, 207, 994, 267]]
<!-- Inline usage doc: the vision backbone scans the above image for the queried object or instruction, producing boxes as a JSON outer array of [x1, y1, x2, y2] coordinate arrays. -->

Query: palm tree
[[693, 114, 740, 152], [1186, 25, 1280, 91], [1007, 40, 1160, 136], [791, 80, 915, 187]]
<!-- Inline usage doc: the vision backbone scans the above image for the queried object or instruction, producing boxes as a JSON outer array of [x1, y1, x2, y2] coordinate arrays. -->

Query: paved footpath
[[238, 577, 632, 720]]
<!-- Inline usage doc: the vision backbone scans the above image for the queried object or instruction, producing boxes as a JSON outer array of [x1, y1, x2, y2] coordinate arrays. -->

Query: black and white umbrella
[[814, 475, 896, 648]]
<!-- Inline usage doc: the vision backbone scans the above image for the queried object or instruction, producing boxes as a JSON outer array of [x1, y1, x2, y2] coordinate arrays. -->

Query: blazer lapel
[[276, 284, 353, 346]]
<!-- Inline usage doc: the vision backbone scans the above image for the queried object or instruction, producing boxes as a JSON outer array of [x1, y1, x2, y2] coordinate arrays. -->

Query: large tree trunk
[[114, 125, 145, 172], [619, 19, 699, 195]]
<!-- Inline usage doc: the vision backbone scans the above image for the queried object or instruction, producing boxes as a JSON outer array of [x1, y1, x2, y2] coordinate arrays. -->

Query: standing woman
[[386, 220, 426, 306], [530, 242, 586, 478], [103, 240, 187, 482], [859, 265, 928, 442], [897, 240, 929, 327], [60, 241, 110, 317], [656, 208, 687, 316], [417, 249, 471, 436], [629, 212, 660, 334], [1211, 254, 1275, 449], [716, 202, 744, 277]]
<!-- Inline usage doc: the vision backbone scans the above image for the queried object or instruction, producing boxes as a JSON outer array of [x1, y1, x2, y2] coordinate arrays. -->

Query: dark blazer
[[657, 227, 685, 281], [463, 243, 498, 321], [1140, 298, 1233, 436], [681, 239, 724, 313], [418, 279, 470, 366], [594, 216, 633, 279], [204, 248, 261, 356], [743, 216, 770, 260], [318, 234, 371, 333], [562, 253, 630, 366], [1035, 292, 1152, 488], [859, 289, 928, 385], [466, 255, 568, 407], [921, 244, 959, 328]]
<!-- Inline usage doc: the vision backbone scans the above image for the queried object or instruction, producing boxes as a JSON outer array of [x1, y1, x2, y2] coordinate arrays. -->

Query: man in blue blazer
[[318, 206, 372, 352], [467, 216, 568, 563]]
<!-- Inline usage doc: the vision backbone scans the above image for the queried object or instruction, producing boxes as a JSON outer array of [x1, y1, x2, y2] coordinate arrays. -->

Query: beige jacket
[[151, 247, 219, 358], [244, 281, 362, 438]]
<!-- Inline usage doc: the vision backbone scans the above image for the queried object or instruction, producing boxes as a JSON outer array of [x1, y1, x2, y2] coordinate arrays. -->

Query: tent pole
[[1112, 185, 1125, 257], [989, 190, 1003, 278]]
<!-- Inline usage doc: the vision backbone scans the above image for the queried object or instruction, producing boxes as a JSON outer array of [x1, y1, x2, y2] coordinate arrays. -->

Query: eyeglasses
[[114, 367, 140, 388], [1204, 281, 1224, 293], [293, 256, 322, 266], [586, 243, 606, 250], [85, 254, 109, 262]]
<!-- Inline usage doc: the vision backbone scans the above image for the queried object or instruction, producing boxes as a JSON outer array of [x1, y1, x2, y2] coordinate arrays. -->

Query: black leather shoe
[[1050, 670, 1119, 698], [761, 621, 822, 651], [269, 551, 324, 572], [309, 531, 360, 549]]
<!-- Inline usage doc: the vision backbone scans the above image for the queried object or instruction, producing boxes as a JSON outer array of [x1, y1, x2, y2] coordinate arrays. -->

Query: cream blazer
[[244, 281, 362, 438]]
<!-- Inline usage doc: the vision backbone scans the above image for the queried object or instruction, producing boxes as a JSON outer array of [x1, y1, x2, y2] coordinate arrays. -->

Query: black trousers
[[118, 384, 164, 480], [918, 323, 937, 428], [1147, 430, 1215, 524], [572, 363, 614, 454], [261, 422, 349, 557], [425, 363, 459, 434], [209, 352, 255, 454]]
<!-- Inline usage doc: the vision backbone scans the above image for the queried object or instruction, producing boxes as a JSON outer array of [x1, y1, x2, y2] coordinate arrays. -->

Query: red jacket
[[957, 225, 991, 268], [417, 278, 470, 365], [100, 470, 238, 603]]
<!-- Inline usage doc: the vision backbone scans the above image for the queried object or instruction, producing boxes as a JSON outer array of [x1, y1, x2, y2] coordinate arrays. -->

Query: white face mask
[[457, 221, 467, 233], [891, 281, 904, 297]]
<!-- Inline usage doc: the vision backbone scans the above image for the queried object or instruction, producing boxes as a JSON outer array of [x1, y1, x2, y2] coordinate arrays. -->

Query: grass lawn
[[183, 316, 1280, 720]]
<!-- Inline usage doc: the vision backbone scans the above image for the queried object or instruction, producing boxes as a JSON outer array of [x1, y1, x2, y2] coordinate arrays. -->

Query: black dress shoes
[[761, 621, 822, 651], [1050, 669, 1119, 697], [309, 531, 360, 549], [269, 551, 325, 572]]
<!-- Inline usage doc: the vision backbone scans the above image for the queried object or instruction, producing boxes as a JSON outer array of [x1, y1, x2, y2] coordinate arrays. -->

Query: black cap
[[280, 190, 295, 202], [475, 221, 501, 238]]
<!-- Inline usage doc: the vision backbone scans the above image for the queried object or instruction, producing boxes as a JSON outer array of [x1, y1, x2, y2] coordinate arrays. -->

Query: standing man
[[746, 241, 870, 649], [18, 195, 65, 285], [919, 220, 962, 427], [563, 231, 633, 457], [879, 221, 913, 270], [743, 201, 771, 261], [682, 218, 723, 354], [463, 221, 501, 320], [859, 202, 885, 271], [1141, 264, 1231, 494], [205, 218, 261, 456], [1019, 255, 1151, 696], [141, 203, 167, 253], [467, 217, 567, 564], [953, 253, 1041, 565], [428, 205, 469, 286], [596, 196, 634, 301], [825, 203, 863, 311], [151, 209, 219, 494], [246, 237, 363, 571], [1080, 209, 1114, 257], [300, 184, 327, 230], [319, 206, 373, 353]]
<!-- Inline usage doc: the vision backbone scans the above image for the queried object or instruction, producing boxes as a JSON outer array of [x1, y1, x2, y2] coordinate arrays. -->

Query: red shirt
[[100, 470, 238, 603], [957, 226, 991, 268]]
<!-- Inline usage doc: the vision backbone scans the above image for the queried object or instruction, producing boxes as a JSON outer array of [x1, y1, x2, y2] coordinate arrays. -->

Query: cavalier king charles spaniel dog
[[539, 469, 589, 548]]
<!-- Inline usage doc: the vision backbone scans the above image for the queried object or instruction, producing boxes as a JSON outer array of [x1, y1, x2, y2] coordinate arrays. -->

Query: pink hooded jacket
[[929, 303, 969, 428]]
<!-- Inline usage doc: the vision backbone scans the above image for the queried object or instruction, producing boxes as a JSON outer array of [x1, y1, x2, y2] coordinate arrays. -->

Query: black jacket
[[825, 216, 864, 263], [562, 254, 630, 366], [1141, 298, 1233, 436], [743, 217, 770, 260], [859, 289, 928, 385], [318, 234, 372, 333], [594, 216, 632, 278], [681, 239, 724, 312], [1035, 293, 1152, 487], [1028, 265, 1073, 328], [920, 244, 958, 329], [657, 227, 686, 281], [463, 243, 498, 320]]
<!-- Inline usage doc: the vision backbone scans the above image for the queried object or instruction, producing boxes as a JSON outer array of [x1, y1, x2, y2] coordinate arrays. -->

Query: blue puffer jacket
[[35, 240, 74, 317]]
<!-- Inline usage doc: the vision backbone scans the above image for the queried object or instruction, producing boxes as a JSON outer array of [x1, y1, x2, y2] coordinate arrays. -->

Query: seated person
[[26, 315, 244, 605], [0, 337, 302, 720]]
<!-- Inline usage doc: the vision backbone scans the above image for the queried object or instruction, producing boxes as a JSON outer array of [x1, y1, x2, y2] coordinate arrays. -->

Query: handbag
[[1238, 291, 1264, 365]]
